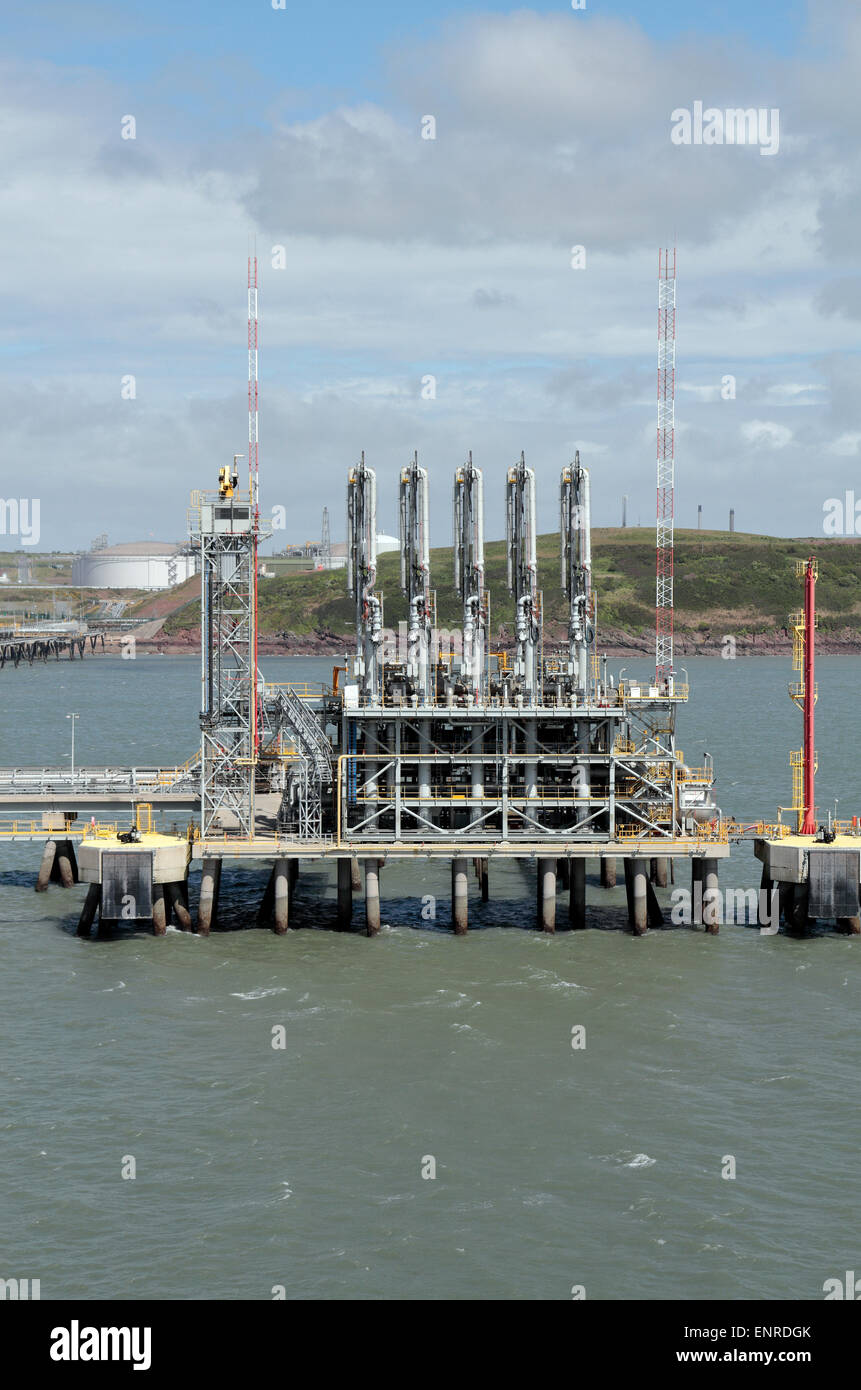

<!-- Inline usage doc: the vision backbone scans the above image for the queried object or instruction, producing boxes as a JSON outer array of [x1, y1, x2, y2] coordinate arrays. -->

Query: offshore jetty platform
[[0, 448, 728, 938], [1, 251, 858, 938]]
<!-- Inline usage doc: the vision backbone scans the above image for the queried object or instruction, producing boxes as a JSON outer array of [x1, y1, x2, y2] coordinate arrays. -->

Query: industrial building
[[72, 540, 194, 590], [262, 535, 395, 577]]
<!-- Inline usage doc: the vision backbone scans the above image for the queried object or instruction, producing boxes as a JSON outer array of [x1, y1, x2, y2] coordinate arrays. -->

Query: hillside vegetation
[[161, 529, 861, 648]]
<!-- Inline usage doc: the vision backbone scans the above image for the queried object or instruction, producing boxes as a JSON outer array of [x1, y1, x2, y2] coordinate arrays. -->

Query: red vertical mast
[[800, 557, 816, 834]]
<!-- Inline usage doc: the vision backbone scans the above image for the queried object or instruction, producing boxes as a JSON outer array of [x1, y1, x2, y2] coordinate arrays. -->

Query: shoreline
[[110, 629, 861, 659]]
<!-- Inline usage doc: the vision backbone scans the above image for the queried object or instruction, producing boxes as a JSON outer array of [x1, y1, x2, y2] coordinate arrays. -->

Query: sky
[[0, 0, 858, 551]]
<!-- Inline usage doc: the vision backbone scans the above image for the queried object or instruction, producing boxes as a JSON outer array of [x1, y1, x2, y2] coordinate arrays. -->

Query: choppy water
[[1, 656, 858, 1299]]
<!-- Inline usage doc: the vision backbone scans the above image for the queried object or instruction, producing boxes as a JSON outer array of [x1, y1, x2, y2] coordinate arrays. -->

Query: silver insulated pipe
[[453, 453, 486, 699], [506, 453, 539, 701], [399, 452, 432, 702], [560, 450, 592, 697], [346, 453, 381, 701]]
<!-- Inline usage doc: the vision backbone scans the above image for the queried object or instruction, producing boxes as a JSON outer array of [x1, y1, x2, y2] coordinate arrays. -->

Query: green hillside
[[161, 529, 861, 643]]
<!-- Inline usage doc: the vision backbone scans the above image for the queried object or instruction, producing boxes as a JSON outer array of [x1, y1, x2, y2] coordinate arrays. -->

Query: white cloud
[[827, 431, 861, 456], [741, 420, 794, 449], [1, 8, 861, 545]]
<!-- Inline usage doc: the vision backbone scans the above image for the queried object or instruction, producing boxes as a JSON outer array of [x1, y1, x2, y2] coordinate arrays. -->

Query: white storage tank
[[72, 541, 195, 590]]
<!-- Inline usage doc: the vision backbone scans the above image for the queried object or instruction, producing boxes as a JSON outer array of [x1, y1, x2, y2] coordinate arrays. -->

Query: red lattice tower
[[655, 247, 676, 685], [248, 248, 261, 751], [248, 251, 259, 516]]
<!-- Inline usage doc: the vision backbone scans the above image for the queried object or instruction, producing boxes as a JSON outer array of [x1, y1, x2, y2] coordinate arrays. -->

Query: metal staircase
[[268, 687, 332, 839]]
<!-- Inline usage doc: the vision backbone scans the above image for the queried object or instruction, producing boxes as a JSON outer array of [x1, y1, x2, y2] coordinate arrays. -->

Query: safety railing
[[613, 816, 726, 842], [694, 819, 729, 843], [619, 681, 689, 702], [616, 821, 672, 840], [264, 682, 330, 700], [0, 819, 119, 839]]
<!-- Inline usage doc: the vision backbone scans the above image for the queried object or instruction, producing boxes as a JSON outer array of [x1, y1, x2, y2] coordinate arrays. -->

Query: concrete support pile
[[35, 838, 79, 892], [568, 859, 586, 930], [337, 858, 353, 930], [703, 859, 720, 935], [197, 858, 222, 936], [365, 859, 381, 936], [537, 857, 556, 932], [452, 857, 469, 935]]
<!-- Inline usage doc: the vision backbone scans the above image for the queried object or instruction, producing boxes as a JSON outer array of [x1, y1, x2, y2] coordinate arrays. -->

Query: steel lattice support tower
[[186, 258, 270, 838], [656, 247, 676, 685], [193, 503, 259, 838]]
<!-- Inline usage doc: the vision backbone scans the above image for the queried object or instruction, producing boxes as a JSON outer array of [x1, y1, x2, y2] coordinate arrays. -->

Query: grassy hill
[[160, 528, 861, 651]]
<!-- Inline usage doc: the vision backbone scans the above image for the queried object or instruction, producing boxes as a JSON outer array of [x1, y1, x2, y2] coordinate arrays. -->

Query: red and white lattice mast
[[248, 246, 259, 518], [655, 247, 676, 689], [248, 244, 261, 752]]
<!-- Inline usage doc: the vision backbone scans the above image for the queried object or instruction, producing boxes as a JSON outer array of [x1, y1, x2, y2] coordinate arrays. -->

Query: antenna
[[321, 507, 332, 569], [248, 240, 259, 515], [656, 247, 676, 687], [248, 242, 261, 751]]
